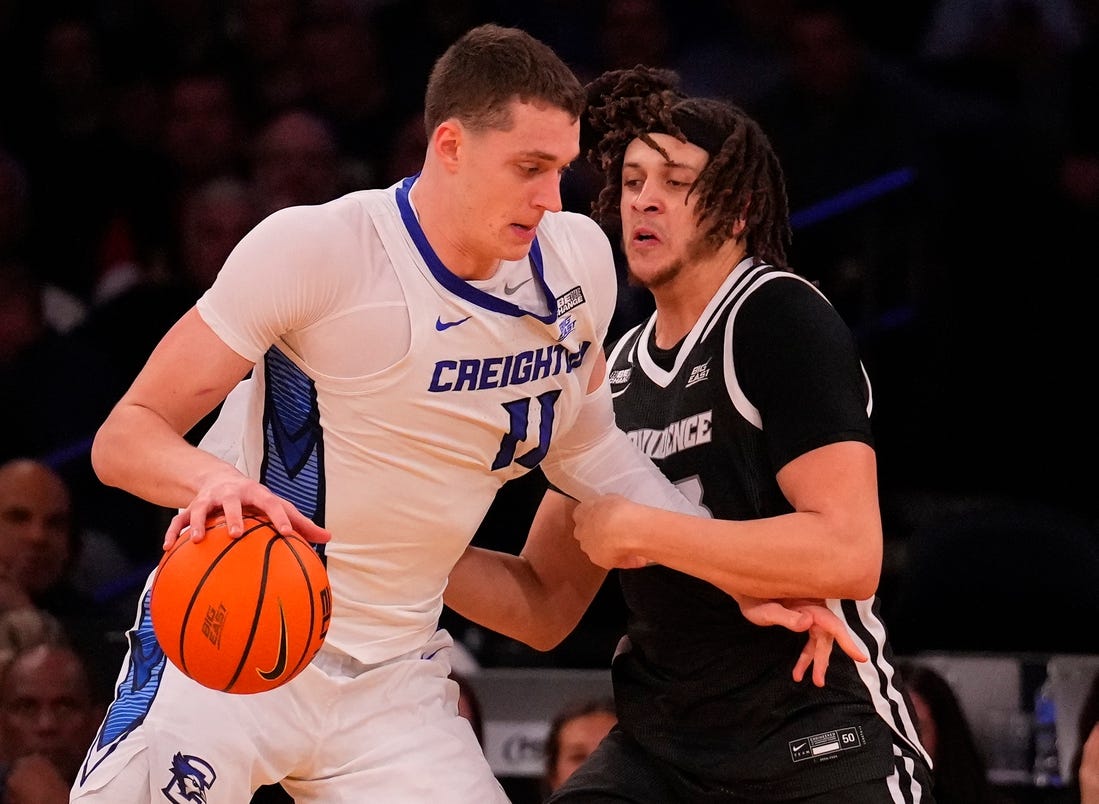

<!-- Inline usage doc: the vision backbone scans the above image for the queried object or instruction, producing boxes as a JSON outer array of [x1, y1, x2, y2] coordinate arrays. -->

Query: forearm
[[622, 506, 880, 599], [446, 548, 569, 651], [447, 492, 606, 651], [91, 402, 240, 509], [575, 442, 883, 599]]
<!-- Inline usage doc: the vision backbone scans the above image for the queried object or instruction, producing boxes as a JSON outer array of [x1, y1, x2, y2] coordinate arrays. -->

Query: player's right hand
[[163, 466, 331, 550], [733, 595, 867, 687]]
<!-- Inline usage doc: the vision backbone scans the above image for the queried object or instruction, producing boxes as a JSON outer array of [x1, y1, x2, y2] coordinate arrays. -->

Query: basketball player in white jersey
[[72, 26, 855, 804]]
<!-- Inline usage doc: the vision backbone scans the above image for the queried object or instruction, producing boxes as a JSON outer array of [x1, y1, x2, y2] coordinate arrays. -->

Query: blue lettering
[[429, 341, 593, 392]]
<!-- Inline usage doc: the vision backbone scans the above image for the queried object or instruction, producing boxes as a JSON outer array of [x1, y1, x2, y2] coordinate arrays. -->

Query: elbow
[[89, 423, 119, 488], [525, 623, 572, 653], [839, 531, 882, 601], [527, 633, 564, 653], [846, 563, 881, 601]]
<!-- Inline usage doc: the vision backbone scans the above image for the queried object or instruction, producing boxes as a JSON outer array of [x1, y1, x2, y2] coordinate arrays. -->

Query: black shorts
[[546, 728, 935, 804]]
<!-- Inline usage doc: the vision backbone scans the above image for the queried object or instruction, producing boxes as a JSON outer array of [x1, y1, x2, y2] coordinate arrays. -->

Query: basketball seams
[[223, 527, 281, 692], [151, 512, 330, 694], [175, 528, 252, 680], [281, 533, 322, 681]]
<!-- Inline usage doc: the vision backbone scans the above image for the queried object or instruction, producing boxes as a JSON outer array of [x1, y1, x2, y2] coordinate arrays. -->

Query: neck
[[651, 237, 747, 348], [409, 168, 500, 281]]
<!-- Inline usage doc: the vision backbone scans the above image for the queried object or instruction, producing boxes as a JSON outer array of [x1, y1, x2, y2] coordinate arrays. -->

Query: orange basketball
[[150, 512, 331, 694]]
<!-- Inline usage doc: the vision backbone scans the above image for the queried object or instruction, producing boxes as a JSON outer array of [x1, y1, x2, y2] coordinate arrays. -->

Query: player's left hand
[[572, 494, 651, 569], [734, 596, 867, 687]]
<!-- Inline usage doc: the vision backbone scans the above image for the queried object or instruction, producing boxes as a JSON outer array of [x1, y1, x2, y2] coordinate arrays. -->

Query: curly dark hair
[[583, 66, 791, 266]]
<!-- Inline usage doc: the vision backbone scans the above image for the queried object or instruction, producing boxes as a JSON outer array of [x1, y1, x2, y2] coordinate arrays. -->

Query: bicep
[[776, 441, 882, 547], [118, 307, 255, 436]]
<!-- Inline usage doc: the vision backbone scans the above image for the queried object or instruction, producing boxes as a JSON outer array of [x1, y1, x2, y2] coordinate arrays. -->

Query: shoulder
[[229, 191, 392, 271], [258, 190, 391, 241], [735, 271, 844, 335]]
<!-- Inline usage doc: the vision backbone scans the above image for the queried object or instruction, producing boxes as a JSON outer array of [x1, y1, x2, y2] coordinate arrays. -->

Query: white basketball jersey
[[196, 176, 617, 664]]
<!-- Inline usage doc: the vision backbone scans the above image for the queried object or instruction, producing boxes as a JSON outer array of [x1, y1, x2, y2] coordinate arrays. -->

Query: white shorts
[[71, 584, 509, 803]]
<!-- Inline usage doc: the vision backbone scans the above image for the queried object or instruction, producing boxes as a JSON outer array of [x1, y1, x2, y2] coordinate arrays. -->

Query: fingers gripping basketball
[[151, 512, 331, 694]]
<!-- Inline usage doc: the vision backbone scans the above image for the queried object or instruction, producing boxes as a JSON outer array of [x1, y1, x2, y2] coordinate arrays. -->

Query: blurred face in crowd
[[0, 460, 72, 597], [0, 644, 100, 780], [179, 179, 260, 290], [908, 687, 938, 760], [252, 110, 343, 215], [547, 709, 617, 791]]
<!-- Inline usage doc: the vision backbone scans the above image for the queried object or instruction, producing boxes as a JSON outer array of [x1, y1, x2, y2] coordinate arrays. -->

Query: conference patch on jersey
[[685, 357, 713, 388], [788, 726, 865, 763], [608, 367, 632, 385], [555, 285, 585, 315]]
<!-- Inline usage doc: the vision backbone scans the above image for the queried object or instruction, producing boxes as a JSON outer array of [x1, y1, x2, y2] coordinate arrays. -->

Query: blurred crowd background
[[1, 0, 1098, 687]]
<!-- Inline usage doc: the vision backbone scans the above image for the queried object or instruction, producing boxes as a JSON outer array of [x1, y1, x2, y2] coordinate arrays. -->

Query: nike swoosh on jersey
[[503, 277, 533, 295], [436, 315, 471, 331], [258, 604, 289, 680]]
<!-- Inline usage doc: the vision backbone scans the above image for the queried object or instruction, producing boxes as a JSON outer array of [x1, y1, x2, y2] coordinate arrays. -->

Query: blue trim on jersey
[[260, 347, 325, 526], [80, 589, 166, 783], [395, 175, 558, 323]]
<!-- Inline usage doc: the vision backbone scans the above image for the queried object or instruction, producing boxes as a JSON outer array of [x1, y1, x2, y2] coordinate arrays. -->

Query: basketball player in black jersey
[[448, 66, 935, 803]]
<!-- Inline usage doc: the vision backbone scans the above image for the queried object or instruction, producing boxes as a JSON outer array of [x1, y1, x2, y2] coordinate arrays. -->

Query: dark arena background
[[1, 1, 1096, 802]]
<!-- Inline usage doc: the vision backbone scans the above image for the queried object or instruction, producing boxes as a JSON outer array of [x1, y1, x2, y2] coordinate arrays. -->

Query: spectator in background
[[595, 0, 675, 76], [0, 148, 86, 333], [159, 67, 249, 203], [0, 643, 103, 804], [224, 0, 307, 121], [76, 176, 262, 452], [542, 697, 617, 796], [0, 459, 77, 618], [898, 662, 1009, 804], [0, 458, 136, 638], [295, 0, 404, 187], [0, 273, 125, 568], [0, 608, 65, 670], [451, 672, 485, 747], [250, 107, 349, 217], [380, 109, 429, 190]]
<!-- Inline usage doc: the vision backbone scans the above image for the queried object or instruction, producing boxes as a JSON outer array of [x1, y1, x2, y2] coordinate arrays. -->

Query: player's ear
[[431, 119, 463, 173]]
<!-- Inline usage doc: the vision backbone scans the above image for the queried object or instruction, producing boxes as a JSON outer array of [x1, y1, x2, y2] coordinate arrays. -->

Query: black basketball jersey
[[605, 257, 928, 798]]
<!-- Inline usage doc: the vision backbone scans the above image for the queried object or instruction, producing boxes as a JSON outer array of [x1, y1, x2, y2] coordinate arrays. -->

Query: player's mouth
[[510, 222, 539, 242], [631, 226, 662, 247]]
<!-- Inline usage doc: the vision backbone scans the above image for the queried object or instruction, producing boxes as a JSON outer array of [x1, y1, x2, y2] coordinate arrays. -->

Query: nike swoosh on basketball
[[258, 604, 289, 680], [436, 315, 471, 331], [504, 277, 533, 295]]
